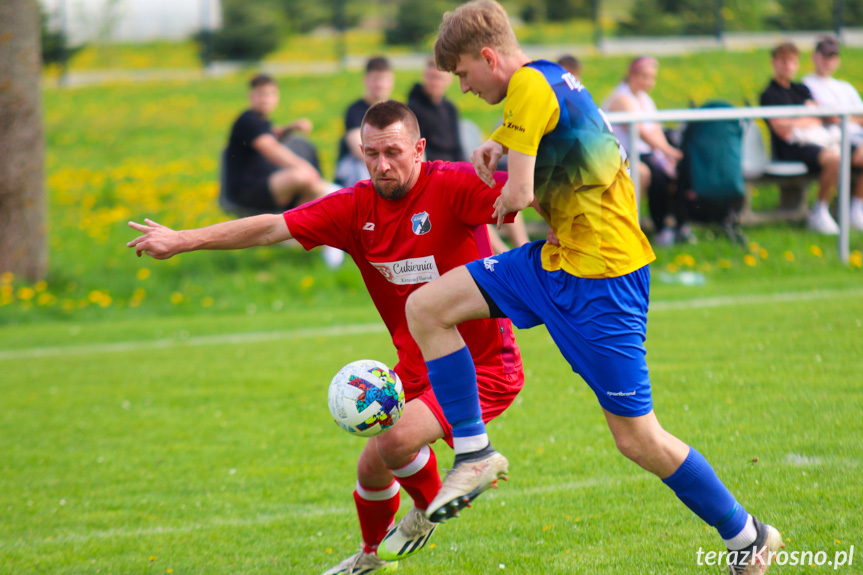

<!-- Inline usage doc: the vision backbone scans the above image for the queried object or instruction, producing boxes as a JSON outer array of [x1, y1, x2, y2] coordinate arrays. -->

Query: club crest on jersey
[[411, 212, 432, 235]]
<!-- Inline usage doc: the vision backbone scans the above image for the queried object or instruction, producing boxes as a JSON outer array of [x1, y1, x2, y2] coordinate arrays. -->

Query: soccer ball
[[328, 359, 405, 437]]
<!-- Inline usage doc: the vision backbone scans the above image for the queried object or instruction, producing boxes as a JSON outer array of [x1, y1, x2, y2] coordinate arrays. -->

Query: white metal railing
[[605, 105, 863, 264]]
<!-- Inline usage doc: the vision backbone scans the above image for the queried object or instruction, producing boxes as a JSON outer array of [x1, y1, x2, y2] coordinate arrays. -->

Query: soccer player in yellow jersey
[[403, 2, 782, 573]]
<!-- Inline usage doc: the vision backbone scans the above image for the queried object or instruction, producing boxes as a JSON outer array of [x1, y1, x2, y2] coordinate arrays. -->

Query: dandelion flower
[[17, 287, 35, 301]]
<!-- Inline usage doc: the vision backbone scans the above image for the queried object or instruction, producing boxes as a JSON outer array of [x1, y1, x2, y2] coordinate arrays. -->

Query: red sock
[[354, 480, 400, 554], [390, 445, 441, 511]]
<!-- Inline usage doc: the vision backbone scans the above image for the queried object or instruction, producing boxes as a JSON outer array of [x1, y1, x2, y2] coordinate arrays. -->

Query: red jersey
[[283, 161, 523, 404]]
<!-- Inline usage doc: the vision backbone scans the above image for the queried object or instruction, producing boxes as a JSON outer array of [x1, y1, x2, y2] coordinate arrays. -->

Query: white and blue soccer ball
[[328, 359, 405, 437]]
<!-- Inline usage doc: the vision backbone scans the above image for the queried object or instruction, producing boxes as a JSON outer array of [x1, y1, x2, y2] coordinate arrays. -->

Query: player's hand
[[492, 194, 516, 230], [471, 140, 503, 187], [126, 219, 183, 259], [546, 228, 560, 246]]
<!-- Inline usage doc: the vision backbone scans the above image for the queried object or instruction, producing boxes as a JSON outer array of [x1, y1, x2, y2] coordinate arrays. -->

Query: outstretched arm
[[126, 214, 292, 260]]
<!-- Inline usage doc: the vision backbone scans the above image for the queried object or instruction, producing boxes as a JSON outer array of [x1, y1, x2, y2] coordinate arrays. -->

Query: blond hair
[[433, 0, 520, 72]]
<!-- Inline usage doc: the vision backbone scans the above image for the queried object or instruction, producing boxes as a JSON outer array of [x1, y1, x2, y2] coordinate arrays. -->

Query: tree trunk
[[0, 0, 46, 281]]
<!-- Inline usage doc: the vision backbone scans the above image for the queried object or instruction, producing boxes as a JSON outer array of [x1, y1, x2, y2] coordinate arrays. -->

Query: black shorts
[[775, 143, 824, 173], [229, 169, 279, 212], [228, 169, 304, 213]]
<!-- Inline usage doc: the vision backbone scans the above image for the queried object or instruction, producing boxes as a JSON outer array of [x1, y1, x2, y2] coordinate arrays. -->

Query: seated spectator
[[225, 73, 332, 213], [557, 54, 582, 80], [802, 35, 863, 230], [760, 41, 863, 234], [224, 73, 343, 267], [410, 57, 529, 252], [335, 56, 395, 187], [408, 58, 464, 162], [602, 56, 688, 246]]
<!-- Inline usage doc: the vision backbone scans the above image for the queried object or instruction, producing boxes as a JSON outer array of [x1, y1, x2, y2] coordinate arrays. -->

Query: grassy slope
[[8, 47, 863, 325]]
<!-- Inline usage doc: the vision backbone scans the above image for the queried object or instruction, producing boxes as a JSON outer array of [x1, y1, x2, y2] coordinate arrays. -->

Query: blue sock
[[425, 346, 486, 439], [662, 447, 750, 539]]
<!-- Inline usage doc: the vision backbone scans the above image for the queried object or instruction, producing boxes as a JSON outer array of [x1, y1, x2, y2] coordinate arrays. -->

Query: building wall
[[39, 0, 221, 44]]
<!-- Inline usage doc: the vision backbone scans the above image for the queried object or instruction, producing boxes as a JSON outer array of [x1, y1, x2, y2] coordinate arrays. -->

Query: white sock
[[815, 200, 830, 214], [723, 515, 757, 550], [852, 197, 863, 211], [452, 433, 489, 455]]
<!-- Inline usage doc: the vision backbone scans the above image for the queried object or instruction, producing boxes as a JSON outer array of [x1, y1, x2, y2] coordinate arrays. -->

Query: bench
[[738, 120, 814, 225]]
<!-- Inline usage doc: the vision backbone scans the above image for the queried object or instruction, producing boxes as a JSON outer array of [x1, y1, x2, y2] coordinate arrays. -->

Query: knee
[[405, 289, 434, 332], [821, 149, 841, 170], [301, 167, 323, 190], [376, 429, 419, 469], [356, 444, 387, 480], [612, 432, 646, 464], [611, 428, 665, 468]]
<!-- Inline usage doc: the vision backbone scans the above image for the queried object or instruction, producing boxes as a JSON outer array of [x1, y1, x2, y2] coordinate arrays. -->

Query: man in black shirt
[[225, 74, 331, 213], [408, 58, 464, 162], [760, 42, 845, 234], [335, 57, 395, 186]]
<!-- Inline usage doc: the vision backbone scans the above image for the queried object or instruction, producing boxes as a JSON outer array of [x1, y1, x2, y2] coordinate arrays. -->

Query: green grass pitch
[[2, 285, 861, 574]]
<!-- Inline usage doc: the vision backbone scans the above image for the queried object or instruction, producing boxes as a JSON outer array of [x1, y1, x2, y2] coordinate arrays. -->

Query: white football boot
[[726, 518, 784, 575], [425, 450, 508, 523], [378, 506, 437, 561], [321, 548, 397, 575]]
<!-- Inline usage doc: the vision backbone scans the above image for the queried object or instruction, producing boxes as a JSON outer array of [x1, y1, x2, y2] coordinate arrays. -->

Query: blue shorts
[[466, 240, 653, 417]]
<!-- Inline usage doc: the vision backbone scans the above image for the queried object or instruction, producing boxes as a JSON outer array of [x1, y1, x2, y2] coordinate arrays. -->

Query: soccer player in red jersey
[[127, 100, 525, 575]]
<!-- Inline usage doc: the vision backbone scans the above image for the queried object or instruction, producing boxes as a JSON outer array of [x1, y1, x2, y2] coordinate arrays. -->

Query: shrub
[[203, 0, 288, 62], [384, 0, 453, 47]]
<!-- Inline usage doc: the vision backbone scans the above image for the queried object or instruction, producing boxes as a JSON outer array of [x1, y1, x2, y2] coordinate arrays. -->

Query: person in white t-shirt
[[602, 57, 689, 246], [803, 35, 863, 230]]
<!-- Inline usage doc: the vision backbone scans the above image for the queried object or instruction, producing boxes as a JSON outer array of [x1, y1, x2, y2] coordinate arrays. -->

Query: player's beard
[[373, 179, 410, 200]]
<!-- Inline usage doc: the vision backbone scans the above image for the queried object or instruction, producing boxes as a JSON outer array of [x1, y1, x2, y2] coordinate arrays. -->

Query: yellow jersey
[[491, 61, 655, 278]]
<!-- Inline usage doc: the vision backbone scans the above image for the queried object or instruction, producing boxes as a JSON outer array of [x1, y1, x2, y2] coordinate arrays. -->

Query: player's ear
[[415, 138, 426, 160], [480, 46, 496, 69]]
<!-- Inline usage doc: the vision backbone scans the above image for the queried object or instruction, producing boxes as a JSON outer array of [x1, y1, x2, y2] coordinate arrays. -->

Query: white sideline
[[1, 287, 861, 362], [6, 477, 629, 547], [0, 323, 387, 361], [649, 286, 863, 311]]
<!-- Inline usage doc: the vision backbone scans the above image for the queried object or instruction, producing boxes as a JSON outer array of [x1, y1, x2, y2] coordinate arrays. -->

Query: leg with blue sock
[[425, 346, 492, 460], [663, 447, 783, 573], [605, 409, 782, 574], [662, 446, 754, 544], [422, 346, 509, 523]]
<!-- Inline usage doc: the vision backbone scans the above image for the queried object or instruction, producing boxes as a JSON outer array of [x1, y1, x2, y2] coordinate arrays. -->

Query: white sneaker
[[850, 201, 863, 231], [425, 450, 508, 523], [808, 206, 840, 235], [321, 548, 397, 575], [378, 506, 437, 561]]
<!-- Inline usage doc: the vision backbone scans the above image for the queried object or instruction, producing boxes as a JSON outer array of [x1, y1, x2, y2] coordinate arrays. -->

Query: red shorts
[[410, 369, 523, 448]]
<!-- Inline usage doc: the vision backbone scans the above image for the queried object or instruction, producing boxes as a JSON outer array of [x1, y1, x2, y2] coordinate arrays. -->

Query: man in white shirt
[[803, 35, 863, 229]]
